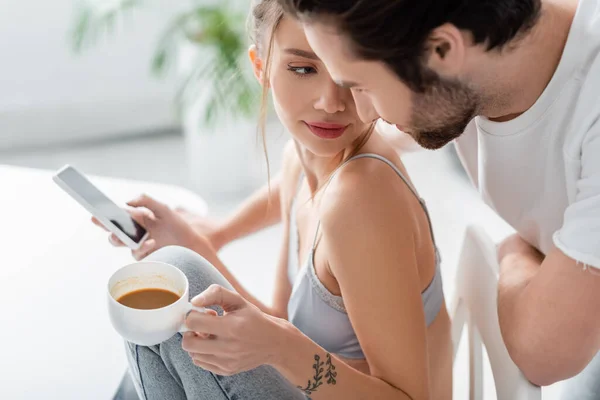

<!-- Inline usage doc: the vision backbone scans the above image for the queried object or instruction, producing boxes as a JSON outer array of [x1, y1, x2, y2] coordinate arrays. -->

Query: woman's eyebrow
[[283, 48, 320, 60]]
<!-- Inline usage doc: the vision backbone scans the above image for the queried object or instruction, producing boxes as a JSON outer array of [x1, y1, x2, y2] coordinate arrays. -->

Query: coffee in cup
[[117, 288, 181, 310], [107, 260, 207, 346]]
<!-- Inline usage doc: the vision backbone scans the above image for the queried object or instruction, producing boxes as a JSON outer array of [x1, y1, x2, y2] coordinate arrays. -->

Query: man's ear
[[424, 23, 466, 77], [248, 45, 265, 85]]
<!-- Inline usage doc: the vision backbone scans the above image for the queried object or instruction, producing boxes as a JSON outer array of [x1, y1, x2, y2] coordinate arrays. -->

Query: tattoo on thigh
[[298, 353, 337, 398]]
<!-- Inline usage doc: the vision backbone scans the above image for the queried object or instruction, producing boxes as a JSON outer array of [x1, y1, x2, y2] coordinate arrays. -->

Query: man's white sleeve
[[554, 122, 600, 269]]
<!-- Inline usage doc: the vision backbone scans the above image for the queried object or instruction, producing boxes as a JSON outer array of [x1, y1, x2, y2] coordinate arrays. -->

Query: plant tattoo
[[298, 353, 337, 398], [324, 353, 337, 385]]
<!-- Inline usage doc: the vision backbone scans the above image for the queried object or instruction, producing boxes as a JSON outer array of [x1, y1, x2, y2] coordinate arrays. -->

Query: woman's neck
[[295, 127, 375, 196], [295, 143, 353, 196]]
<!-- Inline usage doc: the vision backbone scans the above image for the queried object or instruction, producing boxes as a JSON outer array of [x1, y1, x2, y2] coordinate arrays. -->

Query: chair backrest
[[450, 225, 541, 400]]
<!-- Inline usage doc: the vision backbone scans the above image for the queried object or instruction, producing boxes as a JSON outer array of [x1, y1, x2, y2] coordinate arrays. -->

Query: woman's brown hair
[[247, 0, 285, 184]]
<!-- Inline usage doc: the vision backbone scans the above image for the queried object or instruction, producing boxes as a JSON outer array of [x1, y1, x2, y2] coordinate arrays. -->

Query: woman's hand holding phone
[[173, 207, 228, 252], [92, 194, 218, 261]]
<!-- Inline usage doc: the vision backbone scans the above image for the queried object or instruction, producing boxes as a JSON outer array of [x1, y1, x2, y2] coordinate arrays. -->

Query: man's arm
[[498, 119, 600, 385], [498, 235, 600, 386]]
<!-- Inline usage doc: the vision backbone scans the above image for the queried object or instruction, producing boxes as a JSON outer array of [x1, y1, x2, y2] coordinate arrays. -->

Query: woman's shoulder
[[318, 151, 424, 284], [318, 150, 419, 233]]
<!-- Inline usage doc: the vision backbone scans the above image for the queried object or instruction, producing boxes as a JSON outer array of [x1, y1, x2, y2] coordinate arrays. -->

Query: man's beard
[[408, 76, 479, 150]]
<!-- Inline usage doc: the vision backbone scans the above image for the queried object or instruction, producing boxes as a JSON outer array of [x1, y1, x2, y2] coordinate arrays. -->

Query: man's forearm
[[216, 174, 282, 248], [497, 245, 545, 383]]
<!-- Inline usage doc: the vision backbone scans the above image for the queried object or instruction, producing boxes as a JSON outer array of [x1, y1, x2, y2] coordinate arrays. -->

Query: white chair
[[450, 225, 541, 400]]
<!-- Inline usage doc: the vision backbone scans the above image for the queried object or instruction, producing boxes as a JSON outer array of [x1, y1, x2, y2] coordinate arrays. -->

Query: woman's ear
[[248, 45, 265, 85], [424, 23, 466, 77]]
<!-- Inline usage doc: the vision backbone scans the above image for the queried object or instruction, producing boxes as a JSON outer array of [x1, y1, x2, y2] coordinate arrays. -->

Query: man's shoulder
[[571, 0, 600, 124], [564, 48, 600, 154]]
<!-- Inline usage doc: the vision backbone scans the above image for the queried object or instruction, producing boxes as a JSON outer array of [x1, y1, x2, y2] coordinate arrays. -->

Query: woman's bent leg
[[125, 246, 305, 400]]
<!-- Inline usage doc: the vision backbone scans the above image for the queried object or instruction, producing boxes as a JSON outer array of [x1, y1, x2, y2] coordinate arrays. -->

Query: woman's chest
[[293, 194, 341, 296]]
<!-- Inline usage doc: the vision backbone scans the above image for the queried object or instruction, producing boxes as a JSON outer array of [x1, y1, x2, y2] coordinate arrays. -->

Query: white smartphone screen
[[55, 166, 147, 244]]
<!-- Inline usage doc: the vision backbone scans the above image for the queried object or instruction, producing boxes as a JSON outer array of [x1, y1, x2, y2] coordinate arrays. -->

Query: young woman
[[98, 1, 452, 398]]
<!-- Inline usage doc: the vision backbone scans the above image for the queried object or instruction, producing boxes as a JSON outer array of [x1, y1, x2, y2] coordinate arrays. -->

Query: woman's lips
[[304, 121, 349, 139]]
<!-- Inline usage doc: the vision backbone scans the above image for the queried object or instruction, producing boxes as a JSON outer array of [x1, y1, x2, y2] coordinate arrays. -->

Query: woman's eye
[[352, 87, 365, 93], [288, 66, 317, 76]]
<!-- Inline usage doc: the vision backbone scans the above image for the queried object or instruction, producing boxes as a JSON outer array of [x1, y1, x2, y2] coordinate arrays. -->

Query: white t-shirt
[[455, 0, 600, 268]]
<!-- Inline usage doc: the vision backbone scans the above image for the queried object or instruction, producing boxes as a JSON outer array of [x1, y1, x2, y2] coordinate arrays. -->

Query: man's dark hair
[[279, 0, 542, 91]]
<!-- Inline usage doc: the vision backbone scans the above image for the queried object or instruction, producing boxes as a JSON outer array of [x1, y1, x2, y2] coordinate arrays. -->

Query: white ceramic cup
[[107, 260, 208, 346]]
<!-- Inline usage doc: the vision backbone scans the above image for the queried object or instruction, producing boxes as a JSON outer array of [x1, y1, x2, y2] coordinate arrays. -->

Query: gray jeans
[[124, 246, 306, 400]]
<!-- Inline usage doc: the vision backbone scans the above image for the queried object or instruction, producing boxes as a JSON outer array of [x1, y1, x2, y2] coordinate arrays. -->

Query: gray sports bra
[[286, 153, 444, 360]]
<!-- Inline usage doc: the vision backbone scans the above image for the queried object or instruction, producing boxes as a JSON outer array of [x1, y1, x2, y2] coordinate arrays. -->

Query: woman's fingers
[[192, 311, 218, 339], [182, 332, 211, 353], [192, 284, 246, 312], [109, 233, 126, 247], [183, 309, 217, 339], [94, 216, 125, 248], [93, 217, 125, 246], [191, 358, 229, 376], [184, 310, 226, 337], [128, 194, 168, 217], [189, 352, 232, 367], [127, 207, 154, 230], [132, 238, 157, 261], [91, 217, 109, 231], [182, 331, 233, 355], [93, 212, 147, 249]]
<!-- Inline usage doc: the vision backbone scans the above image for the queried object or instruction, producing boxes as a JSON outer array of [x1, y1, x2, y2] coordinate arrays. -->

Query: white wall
[[0, 0, 180, 150]]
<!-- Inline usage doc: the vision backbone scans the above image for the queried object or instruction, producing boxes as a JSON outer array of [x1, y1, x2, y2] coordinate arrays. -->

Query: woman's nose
[[314, 82, 346, 114]]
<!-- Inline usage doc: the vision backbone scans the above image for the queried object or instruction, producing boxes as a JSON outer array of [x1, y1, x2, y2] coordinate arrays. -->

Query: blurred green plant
[[71, 0, 258, 128]]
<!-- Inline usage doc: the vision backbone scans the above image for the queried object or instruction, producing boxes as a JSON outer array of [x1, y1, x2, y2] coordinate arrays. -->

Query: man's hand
[[497, 234, 544, 292], [497, 233, 544, 265]]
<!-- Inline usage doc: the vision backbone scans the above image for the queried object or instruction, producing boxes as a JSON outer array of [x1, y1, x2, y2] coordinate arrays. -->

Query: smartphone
[[53, 165, 149, 250]]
